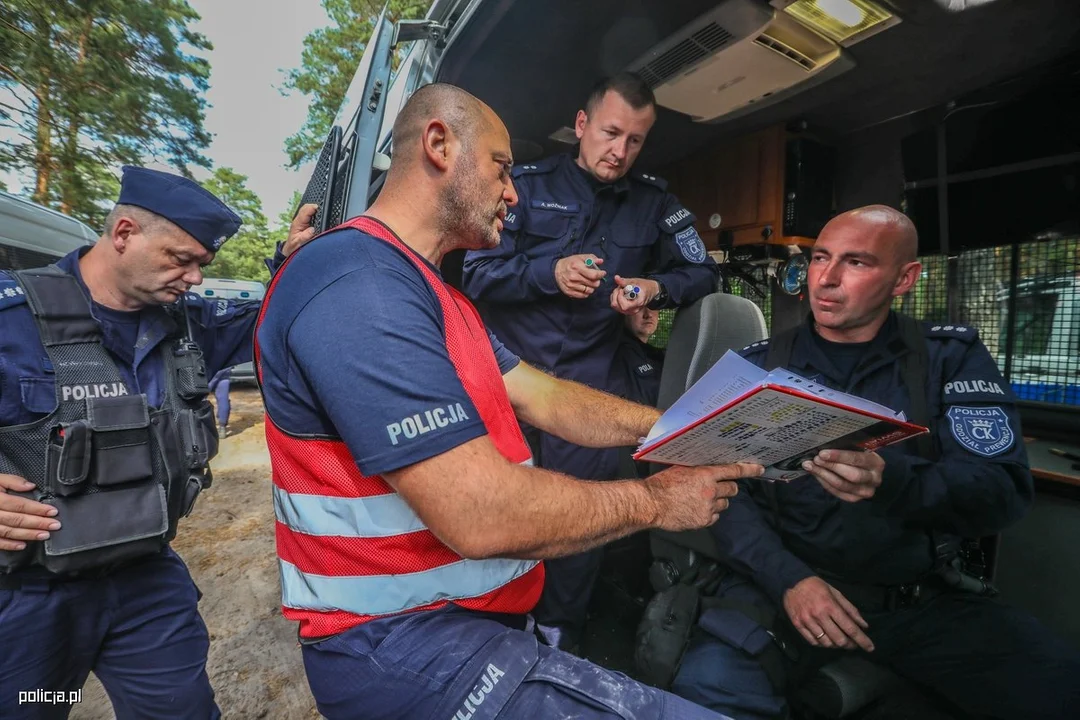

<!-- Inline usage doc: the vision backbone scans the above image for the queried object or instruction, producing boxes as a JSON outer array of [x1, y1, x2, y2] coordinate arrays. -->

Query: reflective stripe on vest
[[255, 216, 544, 638]]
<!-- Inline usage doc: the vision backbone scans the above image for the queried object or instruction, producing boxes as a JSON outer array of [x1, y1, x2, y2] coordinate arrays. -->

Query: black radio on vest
[[0, 266, 218, 575]]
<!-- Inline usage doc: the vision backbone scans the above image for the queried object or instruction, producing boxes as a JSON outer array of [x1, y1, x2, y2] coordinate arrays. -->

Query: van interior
[[300, 1, 1080, 717]]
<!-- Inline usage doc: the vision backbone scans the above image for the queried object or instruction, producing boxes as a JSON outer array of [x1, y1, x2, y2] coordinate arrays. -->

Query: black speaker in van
[[783, 138, 837, 239]]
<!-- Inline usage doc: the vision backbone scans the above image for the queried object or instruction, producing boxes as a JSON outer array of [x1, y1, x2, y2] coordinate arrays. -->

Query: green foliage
[[282, 0, 432, 169], [0, 0, 212, 229], [201, 167, 274, 283]]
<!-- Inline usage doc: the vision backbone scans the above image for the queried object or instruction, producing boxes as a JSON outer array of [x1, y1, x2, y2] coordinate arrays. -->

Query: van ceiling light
[[816, 0, 863, 26], [783, 0, 894, 45]]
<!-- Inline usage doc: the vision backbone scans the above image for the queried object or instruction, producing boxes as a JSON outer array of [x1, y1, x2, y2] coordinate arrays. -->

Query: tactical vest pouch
[[86, 394, 154, 486], [50, 421, 92, 496], [37, 394, 166, 572], [177, 402, 218, 470], [42, 483, 168, 572]]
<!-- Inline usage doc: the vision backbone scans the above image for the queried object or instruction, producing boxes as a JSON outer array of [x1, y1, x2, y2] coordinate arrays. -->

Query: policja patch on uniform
[[947, 405, 1015, 457], [675, 226, 707, 263]]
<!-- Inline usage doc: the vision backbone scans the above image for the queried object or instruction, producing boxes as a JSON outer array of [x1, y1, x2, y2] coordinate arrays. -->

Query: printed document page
[[643, 351, 766, 446]]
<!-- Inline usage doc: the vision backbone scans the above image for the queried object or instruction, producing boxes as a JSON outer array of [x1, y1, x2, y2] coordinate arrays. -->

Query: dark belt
[[0, 551, 162, 590], [819, 573, 946, 614]]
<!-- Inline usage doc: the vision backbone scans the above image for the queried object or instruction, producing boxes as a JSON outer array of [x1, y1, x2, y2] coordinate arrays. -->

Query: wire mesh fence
[[894, 236, 1079, 406]]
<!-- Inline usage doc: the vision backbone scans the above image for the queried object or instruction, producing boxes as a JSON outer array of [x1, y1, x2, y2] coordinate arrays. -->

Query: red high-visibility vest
[[254, 216, 544, 639]]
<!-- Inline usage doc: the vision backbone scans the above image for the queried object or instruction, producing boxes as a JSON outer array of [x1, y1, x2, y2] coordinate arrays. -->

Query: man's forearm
[[530, 377, 660, 448], [484, 465, 659, 559], [391, 439, 660, 561]]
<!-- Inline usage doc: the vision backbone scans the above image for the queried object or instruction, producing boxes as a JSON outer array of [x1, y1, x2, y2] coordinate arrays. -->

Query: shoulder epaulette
[[0, 272, 28, 311], [631, 170, 668, 191], [739, 338, 770, 353], [924, 322, 979, 343], [511, 155, 559, 179]]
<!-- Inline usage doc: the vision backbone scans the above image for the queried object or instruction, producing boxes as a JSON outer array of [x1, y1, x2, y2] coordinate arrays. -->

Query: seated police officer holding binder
[[668, 206, 1080, 720], [0, 167, 314, 719]]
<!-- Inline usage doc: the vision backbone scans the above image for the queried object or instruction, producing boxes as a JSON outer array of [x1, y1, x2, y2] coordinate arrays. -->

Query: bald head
[[389, 83, 495, 175], [808, 204, 922, 343], [371, 82, 517, 258], [822, 204, 918, 265]]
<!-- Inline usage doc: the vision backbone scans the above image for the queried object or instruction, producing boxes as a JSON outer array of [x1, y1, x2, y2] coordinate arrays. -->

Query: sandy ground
[[71, 388, 320, 719]]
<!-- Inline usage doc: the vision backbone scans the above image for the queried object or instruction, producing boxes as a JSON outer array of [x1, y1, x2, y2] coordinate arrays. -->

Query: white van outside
[[997, 274, 1080, 406], [0, 190, 97, 271]]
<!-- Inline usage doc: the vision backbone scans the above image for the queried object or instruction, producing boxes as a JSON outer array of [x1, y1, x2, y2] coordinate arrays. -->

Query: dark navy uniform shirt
[[615, 330, 666, 408], [461, 153, 719, 391], [0, 249, 262, 426], [710, 312, 1034, 602]]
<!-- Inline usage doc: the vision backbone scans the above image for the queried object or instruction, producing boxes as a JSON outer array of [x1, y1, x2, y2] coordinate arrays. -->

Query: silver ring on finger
[[814, 630, 826, 639]]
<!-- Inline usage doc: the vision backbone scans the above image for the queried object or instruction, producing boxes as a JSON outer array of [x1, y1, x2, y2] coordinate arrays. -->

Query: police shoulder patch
[[947, 406, 1015, 457], [0, 273, 28, 311], [674, 225, 707, 263], [924, 322, 979, 343], [631, 170, 668, 191]]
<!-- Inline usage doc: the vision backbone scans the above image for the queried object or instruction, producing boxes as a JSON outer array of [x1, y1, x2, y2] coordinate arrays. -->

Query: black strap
[[13, 266, 101, 346], [764, 325, 800, 371], [896, 313, 935, 460]]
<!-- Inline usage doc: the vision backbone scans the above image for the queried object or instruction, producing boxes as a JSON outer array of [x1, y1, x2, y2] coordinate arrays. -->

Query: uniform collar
[[562, 152, 632, 195], [791, 311, 905, 387]]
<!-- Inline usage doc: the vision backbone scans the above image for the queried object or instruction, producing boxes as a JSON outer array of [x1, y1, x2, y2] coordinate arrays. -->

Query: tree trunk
[[59, 15, 93, 216], [32, 74, 51, 205]]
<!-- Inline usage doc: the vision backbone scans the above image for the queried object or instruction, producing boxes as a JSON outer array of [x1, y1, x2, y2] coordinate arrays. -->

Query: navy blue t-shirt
[[256, 226, 520, 477]]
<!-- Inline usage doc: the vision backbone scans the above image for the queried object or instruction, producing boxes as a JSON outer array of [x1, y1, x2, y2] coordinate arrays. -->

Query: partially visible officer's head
[[382, 83, 518, 251], [94, 166, 241, 307], [576, 73, 657, 184], [809, 204, 922, 342]]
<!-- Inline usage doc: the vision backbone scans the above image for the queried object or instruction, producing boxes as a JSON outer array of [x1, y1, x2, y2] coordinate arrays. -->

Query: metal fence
[[896, 236, 1079, 406]]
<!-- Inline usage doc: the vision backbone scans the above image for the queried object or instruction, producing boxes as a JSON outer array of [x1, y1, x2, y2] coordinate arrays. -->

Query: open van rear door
[[298, 7, 396, 232]]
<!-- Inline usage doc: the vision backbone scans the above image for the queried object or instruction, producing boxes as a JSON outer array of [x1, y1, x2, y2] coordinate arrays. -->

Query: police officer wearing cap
[[462, 73, 720, 651], [0, 166, 315, 719], [669, 206, 1080, 720]]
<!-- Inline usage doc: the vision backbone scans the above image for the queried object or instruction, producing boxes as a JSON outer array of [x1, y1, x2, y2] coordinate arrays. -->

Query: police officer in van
[[0, 166, 315, 719], [668, 205, 1080, 720], [462, 72, 719, 651]]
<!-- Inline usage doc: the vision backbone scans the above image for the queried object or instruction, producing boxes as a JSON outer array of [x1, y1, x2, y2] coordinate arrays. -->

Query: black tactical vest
[[0, 266, 218, 575]]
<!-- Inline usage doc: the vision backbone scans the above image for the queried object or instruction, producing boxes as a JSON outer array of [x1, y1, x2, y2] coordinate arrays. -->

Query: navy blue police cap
[[116, 166, 242, 252]]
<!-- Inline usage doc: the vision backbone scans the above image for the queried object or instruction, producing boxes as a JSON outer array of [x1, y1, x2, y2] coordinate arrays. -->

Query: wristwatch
[[648, 279, 668, 309]]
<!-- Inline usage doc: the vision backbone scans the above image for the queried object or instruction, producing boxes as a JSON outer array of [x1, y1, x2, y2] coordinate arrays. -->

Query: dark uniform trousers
[[672, 574, 1080, 720], [0, 548, 218, 720]]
